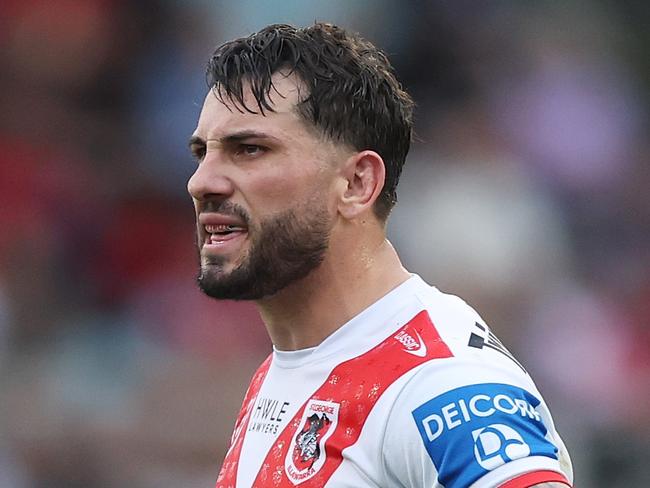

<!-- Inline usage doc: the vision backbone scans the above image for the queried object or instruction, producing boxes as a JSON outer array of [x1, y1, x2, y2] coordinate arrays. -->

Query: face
[[188, 74, 342, 300]]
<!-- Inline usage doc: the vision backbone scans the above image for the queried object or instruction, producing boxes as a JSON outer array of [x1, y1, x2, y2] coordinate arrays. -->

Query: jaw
[[200, 241, 248, 275]]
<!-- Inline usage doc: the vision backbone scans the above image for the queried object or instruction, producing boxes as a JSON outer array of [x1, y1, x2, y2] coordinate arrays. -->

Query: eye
[[237, 144, 266, 157]]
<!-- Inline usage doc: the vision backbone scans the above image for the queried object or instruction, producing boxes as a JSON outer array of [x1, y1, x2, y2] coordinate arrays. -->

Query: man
[[188, 22, 573, 488]]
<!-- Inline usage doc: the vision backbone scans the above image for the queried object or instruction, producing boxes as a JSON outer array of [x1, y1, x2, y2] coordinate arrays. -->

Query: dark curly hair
[[206, 23, 414, 220]]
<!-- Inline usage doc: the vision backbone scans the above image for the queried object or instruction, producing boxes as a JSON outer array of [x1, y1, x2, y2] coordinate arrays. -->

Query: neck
[[255, 235, 410, 351]]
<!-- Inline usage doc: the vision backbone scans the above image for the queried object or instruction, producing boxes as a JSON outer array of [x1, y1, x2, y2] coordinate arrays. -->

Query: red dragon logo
[[285, 400, 340, 483], [292, 413, 332, 469]]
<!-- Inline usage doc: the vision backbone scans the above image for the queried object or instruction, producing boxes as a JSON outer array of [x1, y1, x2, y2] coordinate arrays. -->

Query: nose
[[187, 157, 235, 202]]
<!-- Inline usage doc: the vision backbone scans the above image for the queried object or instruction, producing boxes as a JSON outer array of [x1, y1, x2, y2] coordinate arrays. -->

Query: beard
[[196, 201, 332, 300]]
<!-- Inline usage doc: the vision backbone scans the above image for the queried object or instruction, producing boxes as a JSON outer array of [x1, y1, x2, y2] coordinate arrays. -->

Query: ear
[[338, 150, 386, 220]]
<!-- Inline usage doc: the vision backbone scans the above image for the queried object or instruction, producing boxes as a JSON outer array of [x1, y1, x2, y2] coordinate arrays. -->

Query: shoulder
[[404, 283, 528, 380], [377, 284, 573, 487]]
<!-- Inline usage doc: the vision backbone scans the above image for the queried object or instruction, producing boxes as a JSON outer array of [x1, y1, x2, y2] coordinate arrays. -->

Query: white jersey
[[216, 276, 573, 488]]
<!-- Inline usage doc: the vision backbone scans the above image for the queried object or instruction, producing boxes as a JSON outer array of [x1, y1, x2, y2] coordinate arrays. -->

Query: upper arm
[[382, 360, 573, 488]]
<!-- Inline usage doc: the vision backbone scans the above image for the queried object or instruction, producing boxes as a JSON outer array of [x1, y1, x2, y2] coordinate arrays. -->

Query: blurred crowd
[[0, 1, 648, 486]]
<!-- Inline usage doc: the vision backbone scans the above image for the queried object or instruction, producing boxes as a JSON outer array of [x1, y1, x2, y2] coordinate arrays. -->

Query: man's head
[[205, 22, 414, 220], [188, 23, 413, 300]]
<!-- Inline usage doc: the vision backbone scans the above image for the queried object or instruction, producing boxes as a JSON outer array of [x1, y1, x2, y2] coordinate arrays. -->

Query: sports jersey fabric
[[216, 275, 573, 487]]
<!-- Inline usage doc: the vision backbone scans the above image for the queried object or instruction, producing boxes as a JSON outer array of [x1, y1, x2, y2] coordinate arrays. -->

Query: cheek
[[249, 173, 307, 207], [244, 161, 336, 213]]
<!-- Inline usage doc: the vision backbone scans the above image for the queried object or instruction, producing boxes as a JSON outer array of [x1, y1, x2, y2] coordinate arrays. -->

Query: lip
[[199, 213, 247, 227], [202, 230, 247, 255], [198, 212, 249, 256]]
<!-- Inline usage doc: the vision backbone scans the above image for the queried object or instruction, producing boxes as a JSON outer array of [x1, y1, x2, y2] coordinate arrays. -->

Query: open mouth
[[204, 223, 248, 245]]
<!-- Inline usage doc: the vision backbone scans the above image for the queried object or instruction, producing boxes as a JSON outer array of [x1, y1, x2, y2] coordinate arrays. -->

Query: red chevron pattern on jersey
[[240, 310, 454, 487]]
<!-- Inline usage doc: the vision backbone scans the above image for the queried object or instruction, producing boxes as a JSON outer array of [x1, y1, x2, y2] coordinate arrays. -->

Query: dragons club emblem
[[285, 399, 340, 484]]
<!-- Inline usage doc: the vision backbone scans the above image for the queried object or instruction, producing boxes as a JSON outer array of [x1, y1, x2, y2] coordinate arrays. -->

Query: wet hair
[[206, 22, 414, 220]]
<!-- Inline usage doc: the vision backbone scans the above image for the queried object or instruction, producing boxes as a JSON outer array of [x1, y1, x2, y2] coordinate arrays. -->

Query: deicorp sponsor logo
[[412, 383, 558, 488], [419, 390, 541, 442], [472, 423, 531, 470]]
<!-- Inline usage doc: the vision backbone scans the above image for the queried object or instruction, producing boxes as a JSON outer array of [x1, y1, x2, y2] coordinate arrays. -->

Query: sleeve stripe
[[499, 469, 571, 488]]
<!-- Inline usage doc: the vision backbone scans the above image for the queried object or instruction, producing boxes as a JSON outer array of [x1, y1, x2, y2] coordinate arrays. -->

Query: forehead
[[194, 72, 312, 140]]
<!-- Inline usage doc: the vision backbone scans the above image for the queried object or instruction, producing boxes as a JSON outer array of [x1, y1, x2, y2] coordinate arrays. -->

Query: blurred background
[[0, 0, 648, 486]]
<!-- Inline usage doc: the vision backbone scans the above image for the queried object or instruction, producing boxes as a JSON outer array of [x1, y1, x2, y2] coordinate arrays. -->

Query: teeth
[[205, 224, 241, 233]]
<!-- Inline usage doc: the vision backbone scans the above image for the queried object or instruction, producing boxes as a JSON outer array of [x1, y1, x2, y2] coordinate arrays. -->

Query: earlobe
[[338, 150, 385, 220]]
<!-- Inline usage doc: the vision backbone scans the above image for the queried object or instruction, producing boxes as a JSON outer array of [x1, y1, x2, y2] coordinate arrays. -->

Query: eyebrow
[[188, 130, 280, 148], [188, 135, 205, 148]]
